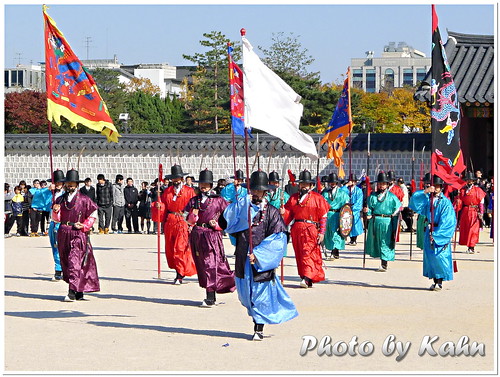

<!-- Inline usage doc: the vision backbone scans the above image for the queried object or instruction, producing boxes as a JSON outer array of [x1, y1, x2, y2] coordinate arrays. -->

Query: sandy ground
[[4, 226, 496, 373]]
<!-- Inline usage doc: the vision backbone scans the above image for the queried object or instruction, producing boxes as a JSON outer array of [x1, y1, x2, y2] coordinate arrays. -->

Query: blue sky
[[3, 3, 495, 84]]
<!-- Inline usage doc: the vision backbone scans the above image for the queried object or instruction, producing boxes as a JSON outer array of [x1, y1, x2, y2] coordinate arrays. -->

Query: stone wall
[[4, 148, 431, 187]]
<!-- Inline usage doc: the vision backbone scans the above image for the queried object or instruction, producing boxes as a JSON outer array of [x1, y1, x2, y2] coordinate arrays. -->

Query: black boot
[[253, 323, 264, 341], [64, 289, 76, 302]]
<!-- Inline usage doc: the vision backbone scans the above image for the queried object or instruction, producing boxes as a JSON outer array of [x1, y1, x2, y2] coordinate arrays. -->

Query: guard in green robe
[[365, 172, 402, 271], [322, 173, 350, 259], [266, 171, 290, 209]]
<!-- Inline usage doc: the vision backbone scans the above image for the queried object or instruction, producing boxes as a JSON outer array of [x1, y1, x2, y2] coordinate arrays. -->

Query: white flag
[[242, 35, 318, 160]]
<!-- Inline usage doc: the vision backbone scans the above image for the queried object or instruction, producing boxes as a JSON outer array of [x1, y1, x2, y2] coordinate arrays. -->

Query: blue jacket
[[29, 187, 51, 211]]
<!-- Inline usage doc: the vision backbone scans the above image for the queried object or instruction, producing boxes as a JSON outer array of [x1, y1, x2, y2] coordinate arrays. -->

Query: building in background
[[4, 64, 45, 93], [350, 41, 431, 93]]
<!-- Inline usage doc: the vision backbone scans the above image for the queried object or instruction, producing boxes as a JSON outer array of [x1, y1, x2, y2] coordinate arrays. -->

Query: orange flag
[[43, 5, 120, 142]]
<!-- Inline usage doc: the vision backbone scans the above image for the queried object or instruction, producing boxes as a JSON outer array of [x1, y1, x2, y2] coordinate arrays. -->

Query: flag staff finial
[[240, 28, 246, 36]]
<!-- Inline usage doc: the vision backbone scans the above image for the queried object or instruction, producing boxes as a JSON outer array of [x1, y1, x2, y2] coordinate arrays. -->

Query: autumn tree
[[182, 31, 241, 133], [5, 90, 48, 133], [125, 77, 161, 96]]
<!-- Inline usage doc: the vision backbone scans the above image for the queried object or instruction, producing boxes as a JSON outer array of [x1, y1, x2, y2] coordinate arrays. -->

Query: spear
[[156, 161, 163, 279], [409, 138, 415, 260], [251, 133, 260, 171], [315, 136, 322, 192], [267, 141, 276, 173], [363, 132, 371, 268], [280, 157, 289, 283]]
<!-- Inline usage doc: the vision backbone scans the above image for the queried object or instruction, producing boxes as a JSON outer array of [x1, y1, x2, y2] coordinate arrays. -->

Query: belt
[[465, 205, 479, 208], [62, 221, 76, 227], [294, 219, 319, 226], [196, 223, 211, 228], [373, 214, 392, 218], [329, 209, 339, 212], [167, 211, 183, 216]]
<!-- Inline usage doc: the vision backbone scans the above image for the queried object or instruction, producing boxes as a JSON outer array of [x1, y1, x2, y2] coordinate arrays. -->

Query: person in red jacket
[[455, 171, 486, 254], [282, 170, 329, 288], [159, 165, 197, 284]]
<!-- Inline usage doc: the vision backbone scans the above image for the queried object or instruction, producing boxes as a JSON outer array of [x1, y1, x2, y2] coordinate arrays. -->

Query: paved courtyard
[[4, 228, 496, 373]]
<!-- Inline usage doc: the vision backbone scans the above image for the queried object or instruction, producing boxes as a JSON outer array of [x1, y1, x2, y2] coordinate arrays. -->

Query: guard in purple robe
[[184, 169, 235, 307], [224, 170, 298, 341], [53, 169, 99, 302]]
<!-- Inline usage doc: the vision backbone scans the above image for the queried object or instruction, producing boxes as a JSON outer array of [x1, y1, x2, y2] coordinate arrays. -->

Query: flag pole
[[157, 161, 163, 279], [227, 42, 239, 182], [241, 28, 254, 263], [363, 132, 370, 268], [43, 8, 54, 184], [347, 68, 353, 177], [410, 138, 415, 260]]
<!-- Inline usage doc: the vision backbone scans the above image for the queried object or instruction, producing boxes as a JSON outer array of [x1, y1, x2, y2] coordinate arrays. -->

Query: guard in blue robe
[[341, 173, 364, 246], [224, 171, 298, 341], [409, 175, 456, 291]]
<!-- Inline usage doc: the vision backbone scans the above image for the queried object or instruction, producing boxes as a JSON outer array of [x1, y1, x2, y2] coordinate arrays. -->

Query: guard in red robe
[[455, 171, 486, 253], [283, 170, 329, 288], [160, 165, 197, 284], [388, 170, 404, 242]]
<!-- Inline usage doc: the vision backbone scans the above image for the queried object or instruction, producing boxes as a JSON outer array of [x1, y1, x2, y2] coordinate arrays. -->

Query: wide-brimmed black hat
[[47, 169, 65, 183], [248, 170, 274, 191], [230, 169, 245, 180], [327, 172, 339, 183], [432, 175, 444, 185], [464, 171, 475, 181], [347, 172, 357, 182], [64, 169, 84, 183], [297, 170, 315, 184], [376, 172, 389, 183], [165, 164, 189, 180], [321, 175, 328, 183], [268, 171, 280, 183], [387, 170, 397, 181], [423, 172, 431, 184], [196, 169, 214, 184]]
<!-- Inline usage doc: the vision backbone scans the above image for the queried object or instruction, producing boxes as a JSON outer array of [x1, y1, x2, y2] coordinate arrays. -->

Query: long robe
[[389, 184, 404, 242], [185, 195, 235, 293], [161, 185, 197, 277], [340, 185, 364, 237], [365, 190, 401, 261], [409, 191, 456, 281], [283, 191, 330, 282], [455, 186, 486, 247], [322, 187, 350, 251], [221, 183, 248, 246], [225, 196, 297, 324], [56, 193, 99, 292]]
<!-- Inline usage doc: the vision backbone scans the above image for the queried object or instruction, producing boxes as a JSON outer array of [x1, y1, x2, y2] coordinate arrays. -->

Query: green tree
[[259, 32, 318, 80], [182, 31, 241, 133]]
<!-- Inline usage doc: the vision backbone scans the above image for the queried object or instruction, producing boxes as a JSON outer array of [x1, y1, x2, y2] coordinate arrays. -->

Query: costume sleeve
[[409, 190, 429, 216], [220, 184, 234, 202], [223, 194, 258, 234], [184, 197, 194, 213], [252, 232, 287, 271], [432, 198, 457, 247], [282, 195, 295, 225]]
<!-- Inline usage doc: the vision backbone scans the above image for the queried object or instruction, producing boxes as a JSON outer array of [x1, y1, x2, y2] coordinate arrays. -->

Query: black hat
[[376, 172, 389, 183], [432, 175, 444, 185], [464, 171, 475, 181], [196, 169, 214, 184], [297, 170, 315, 184], [47, 169, 65, 183], [327, 172, 339, 183], [165, 164, 189, 180], [249, 170, 274, 191], [320, 175, 328, 183], [387, 170, 396, 181], [423, 172, 431, 184], [64, 169, 84, 183], [230, 169, 245, 180], [268, 171, 280, 183], [348, 172, 357, 182]]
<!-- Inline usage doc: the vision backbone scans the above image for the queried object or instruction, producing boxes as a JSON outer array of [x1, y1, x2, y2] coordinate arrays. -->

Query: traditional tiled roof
[[415, 31, 494, 104], [4, 133, 431, 153]]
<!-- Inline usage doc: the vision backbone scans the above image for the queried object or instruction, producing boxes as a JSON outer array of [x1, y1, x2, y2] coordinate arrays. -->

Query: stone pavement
[[4, 228, 496, 373]]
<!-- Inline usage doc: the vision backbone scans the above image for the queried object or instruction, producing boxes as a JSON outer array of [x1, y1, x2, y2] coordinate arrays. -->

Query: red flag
[[43, 5, 120, 142]]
